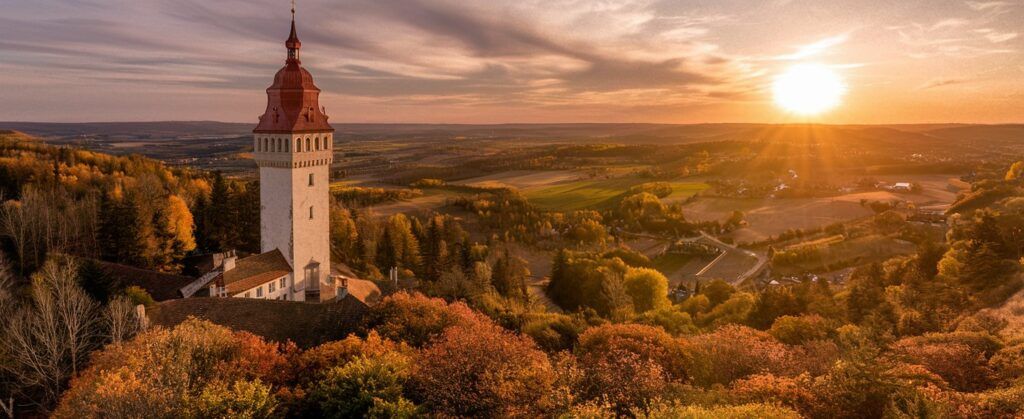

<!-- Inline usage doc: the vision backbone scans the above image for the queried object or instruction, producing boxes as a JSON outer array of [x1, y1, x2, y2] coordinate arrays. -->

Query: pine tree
[[98, 192, 145, 265], [207, 171, 232, 251]]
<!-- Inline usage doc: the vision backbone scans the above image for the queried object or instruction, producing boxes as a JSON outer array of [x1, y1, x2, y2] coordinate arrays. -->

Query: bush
[[308, 352, 417, 418], [574, 324, 690, 413], [623, 268, 671, 312], [54, 318, 289, 418], [363, 291, 486, 347], [637, 401, 801, 419], [768, 315, 832, 345], [521, 313, 589, 352], [686, 325, 794, 387], [410, 321, 554, 417]]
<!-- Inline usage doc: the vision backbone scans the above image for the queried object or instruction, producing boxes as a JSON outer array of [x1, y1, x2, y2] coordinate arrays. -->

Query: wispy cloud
[[775, 34, 850, 60]]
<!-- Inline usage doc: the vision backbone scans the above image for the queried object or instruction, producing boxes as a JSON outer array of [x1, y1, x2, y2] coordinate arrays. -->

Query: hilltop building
[[178, 9, 338, 302]]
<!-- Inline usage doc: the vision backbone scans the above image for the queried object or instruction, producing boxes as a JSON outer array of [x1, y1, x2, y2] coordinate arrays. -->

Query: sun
[[772, 63, 846, 116]]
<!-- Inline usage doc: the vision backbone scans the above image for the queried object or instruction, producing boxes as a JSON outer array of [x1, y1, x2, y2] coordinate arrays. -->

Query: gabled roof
[[220, 249, 292, 294]]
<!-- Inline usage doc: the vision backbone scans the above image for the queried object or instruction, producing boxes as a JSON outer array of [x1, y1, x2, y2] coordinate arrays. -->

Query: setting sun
[[773, 63, 846, 116]]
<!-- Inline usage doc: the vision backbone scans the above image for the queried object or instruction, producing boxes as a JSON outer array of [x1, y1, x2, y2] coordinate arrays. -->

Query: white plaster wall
[[255, 132, 333, 302]]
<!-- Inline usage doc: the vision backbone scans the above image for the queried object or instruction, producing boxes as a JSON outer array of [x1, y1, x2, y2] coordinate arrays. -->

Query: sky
[[0, 0, 1022, 124]]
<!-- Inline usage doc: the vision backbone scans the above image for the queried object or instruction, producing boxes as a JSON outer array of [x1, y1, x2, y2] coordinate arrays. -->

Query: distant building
[[892, 182, 913, 192]]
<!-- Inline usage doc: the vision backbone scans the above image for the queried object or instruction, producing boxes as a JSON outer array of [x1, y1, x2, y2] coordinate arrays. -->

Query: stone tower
[[252, 8, 334, 302]]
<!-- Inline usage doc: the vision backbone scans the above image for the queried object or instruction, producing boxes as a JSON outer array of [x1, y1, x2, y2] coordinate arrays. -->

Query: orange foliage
[[574, 324, 690, 413], [363, 291, 488, 347], [410, 321, 554, 417], [686, 325, 795, 387]]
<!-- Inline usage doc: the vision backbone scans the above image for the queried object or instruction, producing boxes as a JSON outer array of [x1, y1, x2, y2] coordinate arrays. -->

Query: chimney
[[222, 250, 237, 272]]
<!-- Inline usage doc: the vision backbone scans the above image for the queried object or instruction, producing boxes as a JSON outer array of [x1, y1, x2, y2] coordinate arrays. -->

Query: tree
[[409, 321, 554, 417], [53, 319, 289, 418], [623, 268, 670, 312], [574, 324, 691, 414], [307, 352, 417, 418], [0, 257, 103, 409], [362, 292, 487, 347], [491, 248, 529, 301], [97, 191, 145, 265]]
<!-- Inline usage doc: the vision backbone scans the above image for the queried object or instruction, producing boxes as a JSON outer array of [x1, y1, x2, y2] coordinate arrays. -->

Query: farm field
[[653, 253, 715, 287], [772, 234, 918, 276], [524, 177, 708, 211], [686, 174, 964, 243]]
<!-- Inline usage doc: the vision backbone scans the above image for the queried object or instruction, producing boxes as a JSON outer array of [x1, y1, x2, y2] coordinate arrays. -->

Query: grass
[[525, 177, 709, 211], [654, 253, 696, 273]]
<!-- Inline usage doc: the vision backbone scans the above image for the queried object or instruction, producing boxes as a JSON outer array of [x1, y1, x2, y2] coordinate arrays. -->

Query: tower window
[[309, 206, 314, 219], [296, 138, 302, 152], [309, 173, 314, 186], [316, 137, 321, 150], [306, 137, 311, 151]]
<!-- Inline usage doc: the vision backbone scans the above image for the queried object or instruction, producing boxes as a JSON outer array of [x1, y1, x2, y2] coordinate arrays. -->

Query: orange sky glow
[[1, 0, 1022, 124]]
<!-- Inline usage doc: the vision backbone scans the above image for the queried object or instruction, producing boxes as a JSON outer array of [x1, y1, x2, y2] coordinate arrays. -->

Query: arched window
[[309, 206, 314, 219], [306, 137, 311, 151], [296, 137, 302, 152], [316, 137, 321, 151], [285, 138, 290, 153]]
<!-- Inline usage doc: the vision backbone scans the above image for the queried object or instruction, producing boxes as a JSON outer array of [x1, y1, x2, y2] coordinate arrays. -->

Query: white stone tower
[[252, 7, 334, 302]]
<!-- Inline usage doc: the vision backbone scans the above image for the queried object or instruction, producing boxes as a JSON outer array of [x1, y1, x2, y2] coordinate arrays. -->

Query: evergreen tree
[[207, 171, 232, 251], [98, 192, 145, 265]]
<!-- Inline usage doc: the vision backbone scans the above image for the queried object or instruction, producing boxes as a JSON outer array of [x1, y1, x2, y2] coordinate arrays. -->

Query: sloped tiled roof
[[94, 260, 194, 301], [221, 249, 292, 294], [147, 294, 368, 348]]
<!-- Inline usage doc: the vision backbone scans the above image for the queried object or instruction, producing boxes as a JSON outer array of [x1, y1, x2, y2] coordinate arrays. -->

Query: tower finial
[[286, 0, 301, 63]]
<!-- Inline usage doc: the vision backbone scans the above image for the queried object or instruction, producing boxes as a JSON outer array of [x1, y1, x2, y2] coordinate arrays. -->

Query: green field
[[525, 178, 708, 211]]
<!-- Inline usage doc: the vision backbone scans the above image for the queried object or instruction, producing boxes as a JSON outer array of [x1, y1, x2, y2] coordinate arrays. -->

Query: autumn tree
[[409, 321, 554, 417]]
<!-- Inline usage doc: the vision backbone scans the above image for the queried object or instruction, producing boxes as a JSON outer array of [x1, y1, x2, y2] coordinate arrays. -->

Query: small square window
[[244, 292, 250, 298]]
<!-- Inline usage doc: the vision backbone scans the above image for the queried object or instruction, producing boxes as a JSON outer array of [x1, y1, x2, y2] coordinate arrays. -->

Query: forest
[[1, 129, 1024, 418]]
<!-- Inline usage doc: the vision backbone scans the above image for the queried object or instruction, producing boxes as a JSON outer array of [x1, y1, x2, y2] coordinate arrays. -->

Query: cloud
[[919, 77, 970, 90], [775, 34, 850, 60]]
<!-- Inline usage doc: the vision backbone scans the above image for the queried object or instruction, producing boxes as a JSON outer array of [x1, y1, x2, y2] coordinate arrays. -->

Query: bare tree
[[104, 296, 141, 344], [0, 256, 101, 410]]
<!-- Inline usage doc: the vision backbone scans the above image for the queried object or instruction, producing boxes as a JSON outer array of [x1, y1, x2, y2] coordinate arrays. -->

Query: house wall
[[233, 275, 291, 300]]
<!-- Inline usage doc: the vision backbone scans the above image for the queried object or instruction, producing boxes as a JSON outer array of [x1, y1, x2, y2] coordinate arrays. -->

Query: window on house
[[309, 173, 314, 186], [244, 292, 250, 298], [256, 286, 263, 298], [280, 277, 287, 288], [269, 281, 276, 292]]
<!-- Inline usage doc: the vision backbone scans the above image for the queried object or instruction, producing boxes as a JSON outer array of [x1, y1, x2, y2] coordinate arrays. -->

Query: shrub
[[623, 268, 671, 312], [194, 379, 277, 419], [686, 325, 794, 387], [307, 352, 417, 418], [637, 402, 801, 419], [363, 291, 486, 347], [574, 324, 690, 413], [768, 315, 832, 345], [410, 321, 554, 417], [53, 318, 289, 418], [988, 344, 1024, 386], [521, 313, 589, 352]]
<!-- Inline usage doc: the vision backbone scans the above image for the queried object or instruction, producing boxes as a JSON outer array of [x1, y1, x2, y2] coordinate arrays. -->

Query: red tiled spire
[[254, 3, 333, 134]]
